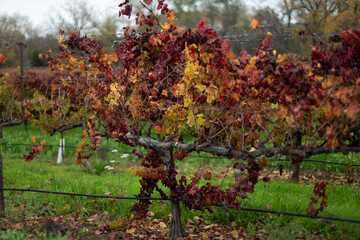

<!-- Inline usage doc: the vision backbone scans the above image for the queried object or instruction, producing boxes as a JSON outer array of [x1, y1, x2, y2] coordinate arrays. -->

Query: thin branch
[[1, 120, 24, 128], [49, 122, 84, 135]]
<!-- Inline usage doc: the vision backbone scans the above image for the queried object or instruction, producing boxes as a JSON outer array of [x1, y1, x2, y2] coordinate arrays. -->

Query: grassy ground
[[0, 125, 360, 239]]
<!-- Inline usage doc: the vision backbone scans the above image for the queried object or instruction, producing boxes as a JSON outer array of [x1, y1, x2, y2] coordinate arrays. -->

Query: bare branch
[[49, 122, 84, 135], [128, 135, 360, 160]]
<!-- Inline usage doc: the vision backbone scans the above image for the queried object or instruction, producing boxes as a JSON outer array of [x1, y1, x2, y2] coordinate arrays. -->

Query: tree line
[[0, 0, 359, 69]]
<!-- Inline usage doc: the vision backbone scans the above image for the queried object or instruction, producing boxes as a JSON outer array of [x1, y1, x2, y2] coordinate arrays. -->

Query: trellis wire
[[1, 142, 359, 167], [1, 188, 359, 224]]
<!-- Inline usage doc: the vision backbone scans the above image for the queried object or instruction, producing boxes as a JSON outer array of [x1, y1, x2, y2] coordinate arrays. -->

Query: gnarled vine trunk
[[290, 131, 303, 183], [158, 148, 186, 239], [291, 160, 301, 183], [167, 197, 186, 239]]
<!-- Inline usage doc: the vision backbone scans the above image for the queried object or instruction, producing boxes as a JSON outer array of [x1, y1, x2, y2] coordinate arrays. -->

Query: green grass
[[1, 124, 360, 239], [0, 124, 136, 158], [0, 229, 68, 240], [3, 155, 141, 217], [1, 153, 360, 239]]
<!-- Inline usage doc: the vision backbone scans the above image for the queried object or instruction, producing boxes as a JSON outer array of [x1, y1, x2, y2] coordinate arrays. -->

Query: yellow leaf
[[151, 37, 162, 46], [31, 136, 38, 143], [206, 85, 218, 104], [271, 103, 278, 109], [202, 232, 209, 239], [184, 94, 192, 108], [187, 111, 196, 127], [314, 75, 323, 82], [69, 56, 78, 65], [162, 22, 170, 31], [196, 113, 205, 127], [126, 228, 135, 234], [58, 34, 65, 44], [276, 54, 287, 63], [195, 83, 206, 92]]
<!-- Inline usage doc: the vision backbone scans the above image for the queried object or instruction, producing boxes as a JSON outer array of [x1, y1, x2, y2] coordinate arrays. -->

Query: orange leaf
[[250, 18, 259, 29], [32, 136, 38, 143], [136, 12, 145, 26], [154, 124, 162, 134], [346, 104, 359, 119]]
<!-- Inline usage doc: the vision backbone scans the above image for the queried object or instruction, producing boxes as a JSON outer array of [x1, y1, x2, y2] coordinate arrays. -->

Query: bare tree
[[0, 14, 40, 68], [96, 15, 121, 53], [282, 0, 338, 34], [282, 0, 297, 28], [0, 14, 37, 40], [48, 0, 98, 36]]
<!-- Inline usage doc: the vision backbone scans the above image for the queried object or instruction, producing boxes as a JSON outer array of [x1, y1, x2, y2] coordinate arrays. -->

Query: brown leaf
[[159, 222, 167, 229], [126, 228, 136, 234], [203, 169, 212, 181], [204, 223, 217, 230], [262, 176, 270, 182]]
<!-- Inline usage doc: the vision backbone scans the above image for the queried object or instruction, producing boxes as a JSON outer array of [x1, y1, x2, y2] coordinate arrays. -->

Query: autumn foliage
[[8, 0, 360, 237]]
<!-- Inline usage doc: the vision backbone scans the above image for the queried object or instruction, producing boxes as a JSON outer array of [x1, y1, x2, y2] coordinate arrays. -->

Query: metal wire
[[1, 142, 359, 167], [1, 188, 359, 224]]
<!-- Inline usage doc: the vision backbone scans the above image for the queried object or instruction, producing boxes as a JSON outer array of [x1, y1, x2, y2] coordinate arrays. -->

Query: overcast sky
[[0, 0, 282, 30]]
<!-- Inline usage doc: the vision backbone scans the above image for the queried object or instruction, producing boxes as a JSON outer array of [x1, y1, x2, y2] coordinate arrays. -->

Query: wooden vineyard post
[[17, 42, 26, 116], [57, 133, 65, 164]]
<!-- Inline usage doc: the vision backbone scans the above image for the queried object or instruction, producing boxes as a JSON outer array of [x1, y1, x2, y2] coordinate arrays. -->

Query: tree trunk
[[167, 198, 186, 239], [158, 148, 186, 239], [291, 160, 301, 183], [290, 131, 303, 183]]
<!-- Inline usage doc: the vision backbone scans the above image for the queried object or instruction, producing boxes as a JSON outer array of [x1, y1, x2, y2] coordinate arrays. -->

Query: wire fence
[[1, 133, 359, 228], [1, 18, 360, 232], [1, 187, 359, 224]]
